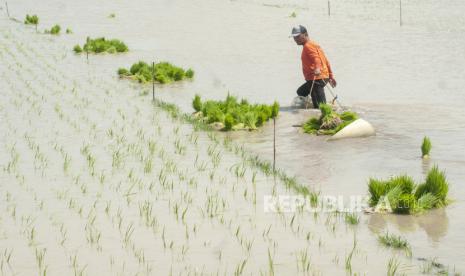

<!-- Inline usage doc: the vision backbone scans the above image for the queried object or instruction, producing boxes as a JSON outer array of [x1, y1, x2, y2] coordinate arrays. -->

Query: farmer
[[292, 25, 337, 108]]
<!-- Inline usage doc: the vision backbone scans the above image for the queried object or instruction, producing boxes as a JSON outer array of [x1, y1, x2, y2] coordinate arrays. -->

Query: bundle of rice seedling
[[415, 166, 448, 205], [303, 104, 358, 135], [421, 136, 432, 158], [24, 14, 39, 25], [74, 37, 128, 54], [118, 61, 194, 84], [367, 166, 449, 214], [192, 94, 279, 131]]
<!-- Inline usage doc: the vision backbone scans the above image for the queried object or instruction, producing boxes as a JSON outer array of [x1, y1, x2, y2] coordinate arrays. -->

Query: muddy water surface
[[3, 0, 465, 273]]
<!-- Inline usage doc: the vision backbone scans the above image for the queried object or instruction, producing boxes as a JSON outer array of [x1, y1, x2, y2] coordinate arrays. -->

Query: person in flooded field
[[292, 25, 337, 108]]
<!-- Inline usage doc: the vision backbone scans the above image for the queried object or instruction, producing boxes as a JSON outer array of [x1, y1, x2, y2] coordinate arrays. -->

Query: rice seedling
[[344, 235, 357, 274], [74, 37, 128, 54], [45, 24, 60, 35], [24, 14, 39, 25], [85, 224, 102, 247], [303, 103, 358, 135], [123, 223, 135, 247], [344, 213, 359, 225], [66, 28, 72, 34], [386, 257, 401, 276], [289, 11, 297, 18], [267, 248, 275, 276], [367, 166, 449, 214], [296, 248, 312, 273], [118, 61, 194, 84], [35, 247, 46, 273], [421, 136, 432, 159], [234, 259, 247, 275], [192, 94, 279, 131], [63, 154, 71, 172], [378, 232, 411, 255], [108, 13, 116, 18]]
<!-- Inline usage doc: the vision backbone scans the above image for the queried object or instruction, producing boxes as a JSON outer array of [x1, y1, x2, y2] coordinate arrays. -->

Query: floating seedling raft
[[192, 94, 279, 131]]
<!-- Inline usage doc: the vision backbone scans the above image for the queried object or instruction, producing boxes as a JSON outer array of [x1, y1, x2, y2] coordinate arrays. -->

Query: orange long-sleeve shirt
[[301, 40, 334, 81]]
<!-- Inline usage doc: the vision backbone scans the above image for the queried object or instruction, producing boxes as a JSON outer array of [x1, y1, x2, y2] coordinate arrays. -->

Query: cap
[[291, 25, 307, 37]]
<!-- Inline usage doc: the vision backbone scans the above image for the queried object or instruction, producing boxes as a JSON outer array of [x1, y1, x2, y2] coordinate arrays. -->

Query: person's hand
[[314, 68, 321, 76], [329, 77, 337, 88]]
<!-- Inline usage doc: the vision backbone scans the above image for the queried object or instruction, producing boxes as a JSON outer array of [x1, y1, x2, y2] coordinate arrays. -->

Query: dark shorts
[[296, 79, 328, 108]]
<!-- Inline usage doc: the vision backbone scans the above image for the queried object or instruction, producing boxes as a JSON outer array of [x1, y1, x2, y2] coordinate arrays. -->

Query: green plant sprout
[[378, 232, 411, 257], [344, 213, 359, 225], [24, 14, 39, 25], [421, 136, 432, 158], [368, 165, 449, 214], [74, 37, 128, 54], [73, 45, 83, 53], [45, 24, 60, 35], [192, 94, 279, 131], [303, 103, 358, 135], [117, 61, 194, 84]]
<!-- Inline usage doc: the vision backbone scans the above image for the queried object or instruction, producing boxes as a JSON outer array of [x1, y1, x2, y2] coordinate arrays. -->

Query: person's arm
[[320, 47, 337, 87], [326, 59, 337, 87]]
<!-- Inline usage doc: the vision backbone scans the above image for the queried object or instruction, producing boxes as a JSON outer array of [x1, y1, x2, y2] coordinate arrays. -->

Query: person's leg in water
[[296, 82, 310, 97], [310, 80, 327, 108]]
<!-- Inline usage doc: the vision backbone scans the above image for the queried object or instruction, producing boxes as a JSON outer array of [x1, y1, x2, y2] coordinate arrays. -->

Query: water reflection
[[368, 209, 449, 242]]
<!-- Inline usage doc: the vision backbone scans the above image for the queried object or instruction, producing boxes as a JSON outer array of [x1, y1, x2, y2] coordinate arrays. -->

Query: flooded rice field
[[1, 0, 464, 274]]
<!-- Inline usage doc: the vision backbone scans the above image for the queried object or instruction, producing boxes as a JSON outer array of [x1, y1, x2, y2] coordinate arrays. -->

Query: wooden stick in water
[[152, 61, 155, 101], [273, 117, 276, 172]]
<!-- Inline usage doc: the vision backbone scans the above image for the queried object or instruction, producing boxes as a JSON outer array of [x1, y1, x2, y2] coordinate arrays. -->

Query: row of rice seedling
[[303, 103, 358, 135], [74, 37, 128, 54], [191, 94, 279, 131], [368, 165, 449, 214], [118, 60, 194, 84]]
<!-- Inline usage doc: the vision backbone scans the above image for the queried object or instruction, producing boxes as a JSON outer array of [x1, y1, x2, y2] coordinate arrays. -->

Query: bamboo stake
[[5, 1, 10, 18], [400, 0, 403, 26], [86, 37, 89, 63], [273, 117, 276, 172], [152, 61, 155, 101], [328, 0, 331, 17]]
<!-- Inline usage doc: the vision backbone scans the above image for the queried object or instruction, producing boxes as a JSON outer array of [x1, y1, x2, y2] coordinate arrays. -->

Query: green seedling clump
[[66, 28, 72, 34], [378, 232, 410, 250], [46, 24, 61, 35], [303, 103, 358, 135], [74, 37, 128, 54], [192, 94, 279, 131], [421, 136, 432, 158], [118, 61, 194, 84], [368, 166, 450, 214], [24, 14, 39, 25], [73, 45, 83, 53]]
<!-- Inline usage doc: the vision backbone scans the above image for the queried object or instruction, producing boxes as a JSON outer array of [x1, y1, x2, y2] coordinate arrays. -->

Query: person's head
[[291, 25, 308, 45]]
